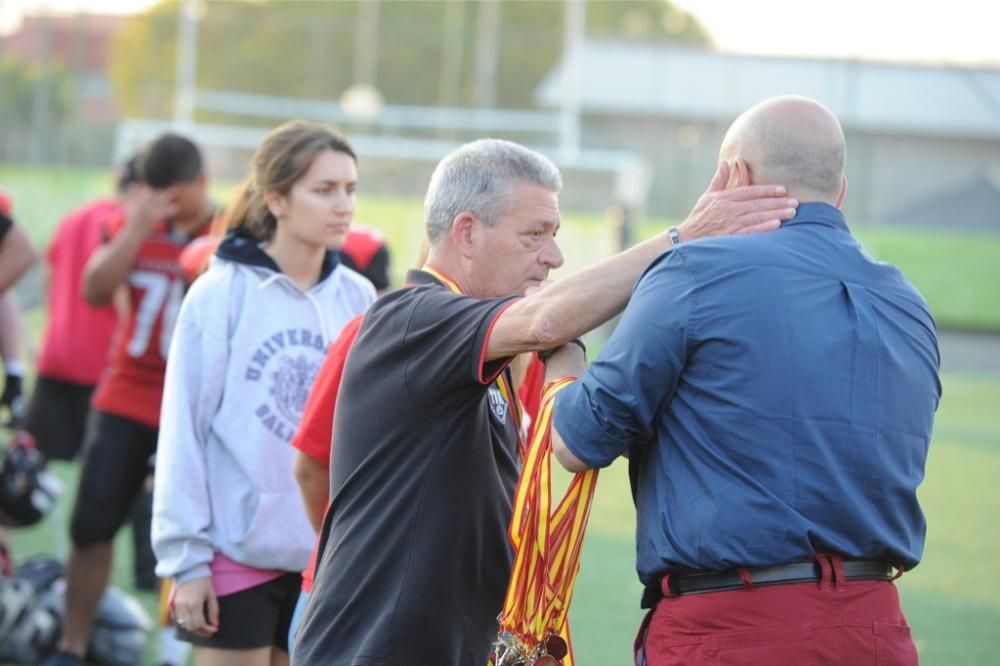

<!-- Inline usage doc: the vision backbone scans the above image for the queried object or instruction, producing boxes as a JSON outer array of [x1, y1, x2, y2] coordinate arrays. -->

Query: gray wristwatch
[[668, 227, 682, 247]]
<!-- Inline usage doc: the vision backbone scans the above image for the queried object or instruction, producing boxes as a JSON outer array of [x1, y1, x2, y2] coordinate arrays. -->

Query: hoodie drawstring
[[305, 289, 332, 344], [255, 271, 335, 346]]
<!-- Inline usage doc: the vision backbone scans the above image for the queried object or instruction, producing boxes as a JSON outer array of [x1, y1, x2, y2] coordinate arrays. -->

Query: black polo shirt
[[295, 269, 522, 666]]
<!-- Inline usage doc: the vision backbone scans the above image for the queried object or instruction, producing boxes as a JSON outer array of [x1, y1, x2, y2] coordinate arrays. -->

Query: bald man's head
[[720, 96, 846, 205]]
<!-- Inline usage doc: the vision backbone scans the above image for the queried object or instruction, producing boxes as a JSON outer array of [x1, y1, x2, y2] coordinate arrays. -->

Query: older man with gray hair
[[551, 97, 940, 665], [294, 138, 796, 666]]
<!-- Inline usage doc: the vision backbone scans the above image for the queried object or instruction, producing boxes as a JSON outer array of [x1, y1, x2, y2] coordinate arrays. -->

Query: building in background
[[1, 12, 126, 163], [4, 7, 999, 232], [3, 12, 125, 123], [536, 41, 1000, 227], [885, 168, 1000, 232]]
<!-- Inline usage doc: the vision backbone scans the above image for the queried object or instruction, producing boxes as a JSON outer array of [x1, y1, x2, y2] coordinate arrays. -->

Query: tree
[[0, 58, 74, 162], [108, 0, 711, 118]]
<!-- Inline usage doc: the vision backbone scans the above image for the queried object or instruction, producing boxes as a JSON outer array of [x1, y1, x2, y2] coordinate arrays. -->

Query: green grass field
[[10, 373, 999, 665], [3, 164, 1000, 664]]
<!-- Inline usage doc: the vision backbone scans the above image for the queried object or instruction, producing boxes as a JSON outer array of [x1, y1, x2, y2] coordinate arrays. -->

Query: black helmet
[[0, 556, 63, 663], [0, 556, 151, 665], [0, 431, 62, 527]]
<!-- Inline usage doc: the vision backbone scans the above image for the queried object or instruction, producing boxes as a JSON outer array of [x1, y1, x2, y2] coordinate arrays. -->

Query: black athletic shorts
[[69, 409, 158, 548], [24, 376, 95, 461], [176, 573, 302, 651]]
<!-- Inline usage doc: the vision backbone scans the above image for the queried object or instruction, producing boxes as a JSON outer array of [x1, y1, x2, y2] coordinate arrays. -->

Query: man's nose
[[541, 237, 564, 269]]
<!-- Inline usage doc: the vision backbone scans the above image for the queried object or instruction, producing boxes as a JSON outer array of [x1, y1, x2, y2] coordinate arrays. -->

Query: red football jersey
[[37, 199, 121, 385], [516, 353, 545, 427], [178, 234, 221, 284], [92, 212, 212, 427], [340, 226, 385, 272]]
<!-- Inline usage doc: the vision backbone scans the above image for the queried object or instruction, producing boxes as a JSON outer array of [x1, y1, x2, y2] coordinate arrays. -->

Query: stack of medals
[[490, 632, 568, 666], [492, 378, 600, 666]]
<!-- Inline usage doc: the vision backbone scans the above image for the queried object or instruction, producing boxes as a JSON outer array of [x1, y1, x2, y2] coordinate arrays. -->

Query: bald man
[[549, 96, 940, 665]]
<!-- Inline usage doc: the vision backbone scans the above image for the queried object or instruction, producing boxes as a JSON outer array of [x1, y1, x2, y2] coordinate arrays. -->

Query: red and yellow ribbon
[[498, 378, 599, 665], [421, 264, 462, 295]]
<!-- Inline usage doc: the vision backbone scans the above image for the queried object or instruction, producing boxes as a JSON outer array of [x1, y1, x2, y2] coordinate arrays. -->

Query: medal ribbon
[[497, 377, 599, 665]]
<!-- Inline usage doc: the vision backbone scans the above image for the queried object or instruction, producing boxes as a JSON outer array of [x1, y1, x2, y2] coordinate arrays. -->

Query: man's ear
[[835, 176, 848, 208], [732, 158, 752, 187], [449, 212, 479, 260]]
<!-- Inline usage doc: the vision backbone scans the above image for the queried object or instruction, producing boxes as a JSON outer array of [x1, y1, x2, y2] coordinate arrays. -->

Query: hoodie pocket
[[227, 490, 313, 571]]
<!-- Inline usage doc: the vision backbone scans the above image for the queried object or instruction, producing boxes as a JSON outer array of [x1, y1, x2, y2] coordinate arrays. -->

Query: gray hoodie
[[152, 230, 375, 584]]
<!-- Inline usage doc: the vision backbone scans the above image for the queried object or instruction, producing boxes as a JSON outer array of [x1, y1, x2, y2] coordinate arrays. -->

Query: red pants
[[636, 559, 917, 665]]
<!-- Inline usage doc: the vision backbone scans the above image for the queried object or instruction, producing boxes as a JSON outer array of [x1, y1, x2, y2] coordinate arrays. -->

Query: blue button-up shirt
[[554, 203, 940, 585]]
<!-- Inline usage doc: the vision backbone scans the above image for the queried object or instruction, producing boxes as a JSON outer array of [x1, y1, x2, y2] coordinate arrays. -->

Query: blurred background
[[1, 1, 998, 664]]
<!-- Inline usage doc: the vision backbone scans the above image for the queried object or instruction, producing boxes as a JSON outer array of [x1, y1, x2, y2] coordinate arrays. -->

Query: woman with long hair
[[152, 121, 375, 666]]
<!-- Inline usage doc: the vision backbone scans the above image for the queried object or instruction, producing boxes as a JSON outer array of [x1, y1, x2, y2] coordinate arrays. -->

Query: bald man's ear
[[835, 176, 848, 208], [732, 159, 752, 188]]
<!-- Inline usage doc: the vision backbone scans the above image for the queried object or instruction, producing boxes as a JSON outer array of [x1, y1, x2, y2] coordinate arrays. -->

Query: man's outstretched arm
[[543, 344, 592, 473], [486, 160, 795, 360]]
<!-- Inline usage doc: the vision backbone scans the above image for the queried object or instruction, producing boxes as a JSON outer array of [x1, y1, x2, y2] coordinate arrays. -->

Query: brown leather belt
[[667, 560, 893, 597]]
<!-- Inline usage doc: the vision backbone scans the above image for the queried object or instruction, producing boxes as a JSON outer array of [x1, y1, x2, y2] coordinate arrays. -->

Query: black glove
[[0, 372, 23, 428]]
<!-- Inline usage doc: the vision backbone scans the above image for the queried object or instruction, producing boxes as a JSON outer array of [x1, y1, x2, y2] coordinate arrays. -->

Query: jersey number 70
[[127, 270, 184, 359]]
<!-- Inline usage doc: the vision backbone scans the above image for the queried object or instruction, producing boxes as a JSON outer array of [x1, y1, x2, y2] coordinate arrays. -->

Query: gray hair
[[423, 139, 562, 244]]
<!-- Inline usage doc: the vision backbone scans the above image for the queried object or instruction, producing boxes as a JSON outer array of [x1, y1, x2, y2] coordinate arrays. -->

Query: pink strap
[[816, 553, 834, 591], [659, 572, 677, 599], [830, 553, 847, 592]]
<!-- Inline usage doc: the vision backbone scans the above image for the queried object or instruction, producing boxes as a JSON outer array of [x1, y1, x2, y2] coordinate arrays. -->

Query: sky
[[672, 0, 1000, 66], [2, 0, 999, 67]]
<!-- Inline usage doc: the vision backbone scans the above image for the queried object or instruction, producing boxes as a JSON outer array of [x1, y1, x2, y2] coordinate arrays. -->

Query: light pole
[[341, 0, 383, 122], [173, 0, 201, 128], [559, 0, 586, 161]]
